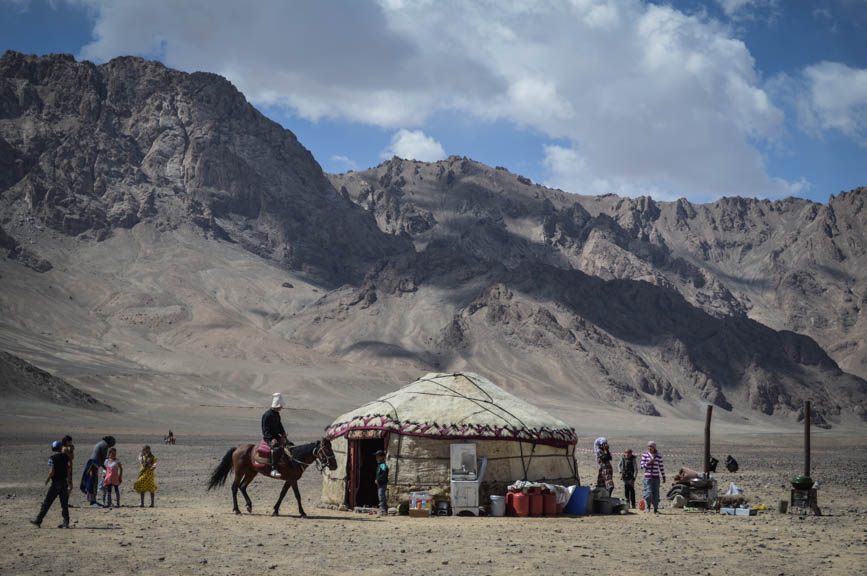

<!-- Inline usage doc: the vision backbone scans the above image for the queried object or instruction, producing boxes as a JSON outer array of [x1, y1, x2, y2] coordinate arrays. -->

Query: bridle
[[288, 441, 335, 473]]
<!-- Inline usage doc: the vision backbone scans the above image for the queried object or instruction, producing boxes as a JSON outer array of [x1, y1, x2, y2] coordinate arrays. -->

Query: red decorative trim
[[325, 417, 577, 447]]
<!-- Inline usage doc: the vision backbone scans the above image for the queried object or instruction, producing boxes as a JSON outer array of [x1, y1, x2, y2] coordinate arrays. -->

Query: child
[[30, 441, 71, 528], [103, 447, 123, 507], [133, 445, 158, 507], [374, 449, 388, 515], [61, 437, 76, 508], [618, 448, 637, 508], [98, 467, 108, 506]]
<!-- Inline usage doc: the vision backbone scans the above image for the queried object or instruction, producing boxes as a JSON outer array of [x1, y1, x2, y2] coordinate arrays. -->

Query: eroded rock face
[[0, 51, 408, 284], [331, 158, 867, 382]]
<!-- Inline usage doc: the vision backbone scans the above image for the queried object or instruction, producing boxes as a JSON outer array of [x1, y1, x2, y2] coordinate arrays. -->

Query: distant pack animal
[[725, 455, 739, 473]]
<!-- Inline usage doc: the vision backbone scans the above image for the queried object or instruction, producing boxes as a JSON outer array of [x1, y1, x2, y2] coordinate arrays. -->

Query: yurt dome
[[321, 372, 579, 510]]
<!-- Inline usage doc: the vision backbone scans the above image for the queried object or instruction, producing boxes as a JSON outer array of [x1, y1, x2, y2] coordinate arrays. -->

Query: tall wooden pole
[[804, 400, 811, 477], [704, 404, 713, 476]]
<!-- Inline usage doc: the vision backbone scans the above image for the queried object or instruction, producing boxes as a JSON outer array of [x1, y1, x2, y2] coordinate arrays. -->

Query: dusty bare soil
[[1, 430, 864, 576]]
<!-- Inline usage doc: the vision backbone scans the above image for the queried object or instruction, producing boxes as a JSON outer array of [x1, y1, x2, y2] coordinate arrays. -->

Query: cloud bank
[[381, 129, 446, 162], [73, 0, 847, 200]]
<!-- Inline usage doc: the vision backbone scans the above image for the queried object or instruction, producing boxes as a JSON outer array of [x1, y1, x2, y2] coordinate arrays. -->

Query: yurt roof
[[325, 372, 577, 446]]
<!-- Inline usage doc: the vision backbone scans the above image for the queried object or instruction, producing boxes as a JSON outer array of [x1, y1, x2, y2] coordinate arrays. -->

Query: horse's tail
[[207, 447, 236, 490]]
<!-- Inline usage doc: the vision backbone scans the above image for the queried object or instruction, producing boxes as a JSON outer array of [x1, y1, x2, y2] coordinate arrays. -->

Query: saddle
[[252, 441, 293, 471]]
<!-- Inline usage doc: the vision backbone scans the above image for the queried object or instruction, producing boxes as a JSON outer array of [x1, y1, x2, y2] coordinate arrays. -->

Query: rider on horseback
[[262, 393, 288, 478]]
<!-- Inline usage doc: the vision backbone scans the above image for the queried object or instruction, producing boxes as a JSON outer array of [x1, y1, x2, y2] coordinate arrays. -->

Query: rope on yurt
[[417, 374, 532, 437], [566, 444, 579, 481], [394, 428, 403, 488], [525, 442, 538, 477]]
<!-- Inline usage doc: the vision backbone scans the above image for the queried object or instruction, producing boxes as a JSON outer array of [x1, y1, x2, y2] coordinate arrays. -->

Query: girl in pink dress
[[103, 448, 123, 507]]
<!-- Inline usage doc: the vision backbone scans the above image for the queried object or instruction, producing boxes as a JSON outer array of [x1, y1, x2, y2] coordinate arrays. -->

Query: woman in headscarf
[[594, 437, 615, 496], [80, 436, 114, 507]]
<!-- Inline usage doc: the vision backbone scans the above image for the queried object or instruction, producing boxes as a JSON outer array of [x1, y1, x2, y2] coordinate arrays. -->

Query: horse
[[207, 437, 337, 517]]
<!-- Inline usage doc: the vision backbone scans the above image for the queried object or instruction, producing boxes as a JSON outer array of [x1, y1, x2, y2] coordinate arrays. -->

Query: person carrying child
[[30, 440, 71, 528], [133, 445, 158, 507], [618, 448, 637, 508], [374, 449, 388, 516], [103, 447, 123, 507]]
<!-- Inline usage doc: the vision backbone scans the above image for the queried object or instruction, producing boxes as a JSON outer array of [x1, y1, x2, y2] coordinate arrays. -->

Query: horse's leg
[[231, 476, 242, 515], [239, 469, 256, 514], [291, 481, 307, 518], [272, 481, 291, 517]]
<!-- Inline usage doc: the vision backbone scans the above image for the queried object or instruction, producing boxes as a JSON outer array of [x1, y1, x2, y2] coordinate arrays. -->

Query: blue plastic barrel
[[565, 486, 590, 515]]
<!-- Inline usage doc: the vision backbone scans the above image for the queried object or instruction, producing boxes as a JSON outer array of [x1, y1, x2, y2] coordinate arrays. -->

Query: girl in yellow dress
[[133, 445, 157, 507]]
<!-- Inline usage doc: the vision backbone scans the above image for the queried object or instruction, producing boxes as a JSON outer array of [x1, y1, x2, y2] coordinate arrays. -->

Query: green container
[[791, 475, 813, 490]]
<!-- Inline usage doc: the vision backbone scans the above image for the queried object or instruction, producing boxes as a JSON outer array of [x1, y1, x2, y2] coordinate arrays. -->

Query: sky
[[1, 0, 865, 204]]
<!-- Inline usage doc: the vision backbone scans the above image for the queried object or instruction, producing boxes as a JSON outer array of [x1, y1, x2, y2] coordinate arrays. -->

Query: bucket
[[594, 498, 614, 515], [565, 486, 590, 515], [490, 495, 506, 517]]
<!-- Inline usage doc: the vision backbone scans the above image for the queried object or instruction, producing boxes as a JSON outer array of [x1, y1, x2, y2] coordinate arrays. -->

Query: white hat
[[271, 393, 284, 409]]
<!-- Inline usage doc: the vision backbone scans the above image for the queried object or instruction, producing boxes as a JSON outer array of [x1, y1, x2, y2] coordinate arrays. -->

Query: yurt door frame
[[347, 431, 388, 509]]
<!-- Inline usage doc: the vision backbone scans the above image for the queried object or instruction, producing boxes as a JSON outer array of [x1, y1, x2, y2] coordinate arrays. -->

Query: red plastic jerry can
[[529, 492, 543, 516], [512, 492, 531, 517], [542, 492, 557, 515]]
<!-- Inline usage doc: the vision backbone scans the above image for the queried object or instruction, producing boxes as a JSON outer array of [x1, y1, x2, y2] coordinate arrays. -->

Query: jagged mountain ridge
[[0, 51, 408, 284], [329, 157, 867, 381], [0, 53, 864, 427]]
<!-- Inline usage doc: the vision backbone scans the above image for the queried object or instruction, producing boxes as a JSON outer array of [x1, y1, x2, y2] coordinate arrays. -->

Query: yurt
[[321, 372, 579, 509]]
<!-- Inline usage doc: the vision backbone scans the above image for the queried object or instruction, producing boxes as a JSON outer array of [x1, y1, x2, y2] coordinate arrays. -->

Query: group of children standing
[[594, 438, 667, 513], [31, 435, 160, 528]]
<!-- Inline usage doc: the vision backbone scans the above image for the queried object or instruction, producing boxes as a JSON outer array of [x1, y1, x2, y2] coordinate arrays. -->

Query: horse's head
[[315, 437, 338, 472]]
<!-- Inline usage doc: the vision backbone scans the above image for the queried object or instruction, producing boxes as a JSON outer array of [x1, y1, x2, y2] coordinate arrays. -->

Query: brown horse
[[207, 438, 337, 516]]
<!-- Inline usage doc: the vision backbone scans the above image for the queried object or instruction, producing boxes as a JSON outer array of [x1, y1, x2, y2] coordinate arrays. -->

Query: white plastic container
[[490, 495, 506, 517]]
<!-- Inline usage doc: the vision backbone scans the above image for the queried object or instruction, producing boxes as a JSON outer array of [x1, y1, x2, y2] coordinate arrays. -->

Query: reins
[[287, 442, 331, 473]]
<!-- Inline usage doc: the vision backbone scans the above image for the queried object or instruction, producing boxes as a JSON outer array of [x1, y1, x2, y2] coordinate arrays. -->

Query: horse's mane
[[291, 440, 319, 459]]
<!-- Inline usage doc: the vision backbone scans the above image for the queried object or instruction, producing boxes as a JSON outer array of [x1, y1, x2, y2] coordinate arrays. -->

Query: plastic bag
[[725, 482, 743, 495]]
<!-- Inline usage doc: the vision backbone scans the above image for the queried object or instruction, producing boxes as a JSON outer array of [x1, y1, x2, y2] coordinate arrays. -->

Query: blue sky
[[1, 0, 865, 204]]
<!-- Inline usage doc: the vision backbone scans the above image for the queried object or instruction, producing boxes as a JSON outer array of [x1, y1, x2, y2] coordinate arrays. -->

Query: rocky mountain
[[1, 53, 864, 428], [321, 158, 867, 425], [330, 158, 867, 381], [0, 51, 408, 284]]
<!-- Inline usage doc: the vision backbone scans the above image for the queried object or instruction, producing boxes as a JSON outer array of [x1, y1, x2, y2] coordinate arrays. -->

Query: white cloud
[[771, 61, 867, 146], [381, 129, 446, 162], [74, 0, 792, 200], [330, 155, 358, 171], [714, 0, 779, 20], [803, 62, 867, 144]]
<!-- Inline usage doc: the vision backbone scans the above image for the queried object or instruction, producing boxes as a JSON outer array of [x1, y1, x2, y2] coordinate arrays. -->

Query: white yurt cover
[[325, 372, 577, 447]]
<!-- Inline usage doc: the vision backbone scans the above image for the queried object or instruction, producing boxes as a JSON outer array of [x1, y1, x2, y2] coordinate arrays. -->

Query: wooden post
[[704, 404, 713, 476], [804, 400, 811, 478]]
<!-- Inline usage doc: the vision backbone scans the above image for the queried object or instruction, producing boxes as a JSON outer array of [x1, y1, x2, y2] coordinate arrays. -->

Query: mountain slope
[[0, 51, 408, 284], [1, 54, 864, 430], [330, 157, 867, 380]]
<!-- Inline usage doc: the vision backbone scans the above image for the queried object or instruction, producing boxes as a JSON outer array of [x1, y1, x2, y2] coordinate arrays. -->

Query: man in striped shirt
[[640, 441, 666, 513]]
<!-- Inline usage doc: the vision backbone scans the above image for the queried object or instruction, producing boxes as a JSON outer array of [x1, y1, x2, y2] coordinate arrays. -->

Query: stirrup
[[270, 469, 282, 478]]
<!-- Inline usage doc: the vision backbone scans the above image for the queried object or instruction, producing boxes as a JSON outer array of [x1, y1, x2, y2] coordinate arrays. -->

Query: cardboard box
[[720, 507, 756, 516], [408, 509, 431, 518]]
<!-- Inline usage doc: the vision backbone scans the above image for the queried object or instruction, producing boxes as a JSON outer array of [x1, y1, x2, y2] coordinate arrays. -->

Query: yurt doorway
[[348, 436, 387, 509]]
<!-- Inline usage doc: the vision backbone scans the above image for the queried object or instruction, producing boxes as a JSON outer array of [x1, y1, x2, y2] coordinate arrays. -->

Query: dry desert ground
[[1, 410, 865, 576]]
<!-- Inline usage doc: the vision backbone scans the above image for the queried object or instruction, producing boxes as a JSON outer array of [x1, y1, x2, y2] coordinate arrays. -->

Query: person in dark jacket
[[262, 393, 287, 478], [81, 436, 114, 506], [31, 441, 71, 528], [374, 449, 389, 515], [618, 448, 637, 508]]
